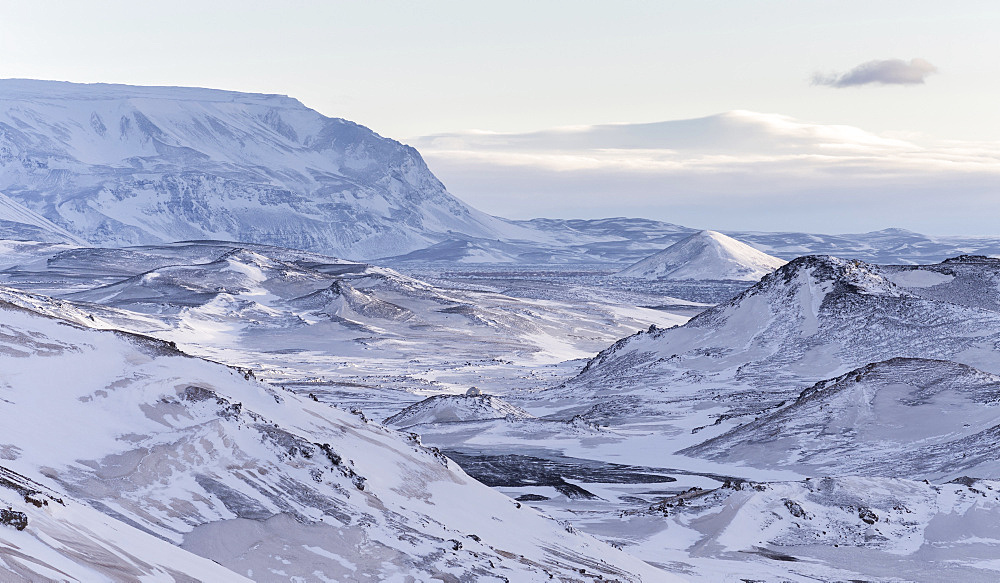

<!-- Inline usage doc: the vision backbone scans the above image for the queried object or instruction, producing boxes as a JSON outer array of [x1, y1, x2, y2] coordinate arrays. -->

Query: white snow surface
[[633, 476, 1000, 582], [0, 294, 677, 582], [384, 394, 535, 428], [0, 469, 252, 582], [3, 241, 1000, 580], [0, 191, 85, 244], [0, 79, 545, 260], [617, 230, 786, 281]]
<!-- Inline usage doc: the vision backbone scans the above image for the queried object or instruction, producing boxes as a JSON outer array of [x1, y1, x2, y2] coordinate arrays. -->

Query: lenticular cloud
[[813, 58, 938, 87]]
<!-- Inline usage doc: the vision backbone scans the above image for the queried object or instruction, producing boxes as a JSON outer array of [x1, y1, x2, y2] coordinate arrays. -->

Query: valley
[[0, 80, 997, 582], [4, 240, 1000, 581]]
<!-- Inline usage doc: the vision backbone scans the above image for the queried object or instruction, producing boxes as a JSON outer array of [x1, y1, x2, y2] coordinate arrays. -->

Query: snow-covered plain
[[0, 241, 686, 419]]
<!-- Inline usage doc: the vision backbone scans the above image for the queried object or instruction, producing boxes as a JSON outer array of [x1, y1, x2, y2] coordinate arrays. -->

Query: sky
[[1, 1, 998, 234]]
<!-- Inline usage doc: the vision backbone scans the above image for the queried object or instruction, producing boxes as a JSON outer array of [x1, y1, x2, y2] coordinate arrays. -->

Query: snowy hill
[[0, 79, 538, 260], [0, 465, 250, 582], [578, 255, 1000, 405], [384, 393, 535, 428], [616, 230, 785, 280], [0, 290, 674, 581], [881, 254, 1000, 312], [684, 358, 1000, 479]]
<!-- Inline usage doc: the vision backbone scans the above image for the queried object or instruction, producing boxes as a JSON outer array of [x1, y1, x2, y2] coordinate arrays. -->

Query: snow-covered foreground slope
[[10, 239, 1000, 580], [0, 79, 545, 260], [625, 476, 1000, 582], [0, 466, 251, 582], [0, 294, 676, 581], [617, 230, 785, 281]]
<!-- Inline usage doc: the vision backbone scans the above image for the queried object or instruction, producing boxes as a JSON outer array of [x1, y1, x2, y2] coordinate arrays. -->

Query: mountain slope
[[0, 191, 85, 244], [617, 230, 785, 280], [0, 291, 675, 581], [0, 466, 252, 582], [564, 254, 1000, 437], [683, 358, 1000, 479], [0, 79, 536, 259]]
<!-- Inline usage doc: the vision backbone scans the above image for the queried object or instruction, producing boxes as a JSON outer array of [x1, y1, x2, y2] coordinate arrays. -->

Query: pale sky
[[1, 1, 999, 234]]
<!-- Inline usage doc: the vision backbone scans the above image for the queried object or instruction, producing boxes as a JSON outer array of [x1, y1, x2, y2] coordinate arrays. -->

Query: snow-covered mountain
[[0, 79, 541, 260], [0, 289, 674, 581], [576, 255, 1000, 406], [384, 393, 535, 428], [2, 79, 1000, 267], [684, 357, 1000, 479], [461, 253, 1000, 580], [617, 230, 785, 280]]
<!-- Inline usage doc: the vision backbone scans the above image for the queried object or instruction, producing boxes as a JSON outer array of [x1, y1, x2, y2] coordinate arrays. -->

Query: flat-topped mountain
[[0, 79, 530, 259]]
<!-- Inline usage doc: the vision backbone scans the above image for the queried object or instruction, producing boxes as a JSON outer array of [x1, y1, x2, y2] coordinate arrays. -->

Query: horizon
[[3, 7, 1000, 581], [1, 76, 996, 237], [1, 2, 998, 235]]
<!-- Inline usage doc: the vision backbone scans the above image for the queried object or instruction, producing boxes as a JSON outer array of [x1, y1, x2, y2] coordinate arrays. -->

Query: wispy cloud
[[411, 112, 1000, 234], [813, 58, 938, 88]]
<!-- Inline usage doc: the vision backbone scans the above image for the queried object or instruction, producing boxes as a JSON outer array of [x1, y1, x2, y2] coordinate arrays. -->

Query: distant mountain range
[[1, 80, 999, 267]]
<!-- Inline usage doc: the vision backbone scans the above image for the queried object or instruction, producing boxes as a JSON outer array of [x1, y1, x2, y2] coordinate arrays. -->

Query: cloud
[[813, 58, 937, 88], [411, 112, 1000, 235]]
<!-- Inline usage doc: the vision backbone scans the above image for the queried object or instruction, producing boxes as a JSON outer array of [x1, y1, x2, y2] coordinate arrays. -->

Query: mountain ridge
[[0, 79, 536, 260]]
